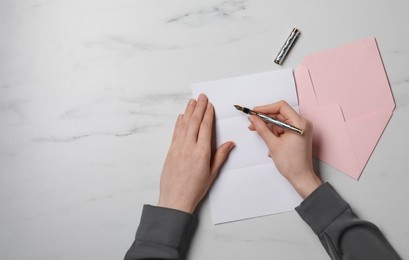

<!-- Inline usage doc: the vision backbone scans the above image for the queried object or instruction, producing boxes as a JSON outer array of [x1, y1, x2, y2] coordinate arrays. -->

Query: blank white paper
[[192, 69, 302, 224]]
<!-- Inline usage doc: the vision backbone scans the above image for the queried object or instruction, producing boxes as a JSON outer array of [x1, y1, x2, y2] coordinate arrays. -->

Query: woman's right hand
[[248, 100, 322, 199]]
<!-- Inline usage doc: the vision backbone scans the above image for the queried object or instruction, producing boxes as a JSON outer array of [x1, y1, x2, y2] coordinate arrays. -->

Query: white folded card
[[192, 69, 302, 224]]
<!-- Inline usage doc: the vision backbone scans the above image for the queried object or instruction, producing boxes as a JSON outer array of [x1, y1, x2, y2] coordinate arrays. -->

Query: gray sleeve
[[124, 205, 196, 260], [296, 182, 401, 260]]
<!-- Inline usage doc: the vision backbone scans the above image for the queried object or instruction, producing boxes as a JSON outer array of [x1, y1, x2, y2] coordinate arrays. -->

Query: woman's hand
[[158, 94, 234, 213], [248, 100, 321, 198]]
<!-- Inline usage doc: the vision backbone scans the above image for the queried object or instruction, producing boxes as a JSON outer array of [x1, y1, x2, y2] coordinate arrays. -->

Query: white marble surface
[[1, 1, 408, 259]]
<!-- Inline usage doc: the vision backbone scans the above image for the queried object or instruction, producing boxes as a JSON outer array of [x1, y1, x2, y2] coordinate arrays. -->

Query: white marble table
[[1, 1, 408, 259]]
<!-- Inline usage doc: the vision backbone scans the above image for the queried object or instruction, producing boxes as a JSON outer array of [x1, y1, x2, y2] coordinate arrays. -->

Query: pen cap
[[274, 28, 301, 65]]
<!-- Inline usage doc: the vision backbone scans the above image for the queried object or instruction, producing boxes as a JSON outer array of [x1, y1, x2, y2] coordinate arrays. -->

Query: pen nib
[[234, 104, 252, 114], [234, 104, 243, 111]]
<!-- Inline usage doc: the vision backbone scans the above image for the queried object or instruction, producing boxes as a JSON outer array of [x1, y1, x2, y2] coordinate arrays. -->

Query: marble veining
[[30, 92, 189, 143], [84, 35, 183, 53], [167, 0, 248, 26]]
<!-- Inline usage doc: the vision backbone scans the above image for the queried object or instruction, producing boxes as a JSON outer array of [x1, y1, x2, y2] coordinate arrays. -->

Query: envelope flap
[[346, 109, 393, 174], [301, 37, 395, 121], [301, 104, 361, 179], [294, 63, 319, 112]]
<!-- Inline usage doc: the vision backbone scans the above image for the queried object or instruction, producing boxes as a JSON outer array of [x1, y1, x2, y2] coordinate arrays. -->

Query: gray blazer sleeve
[[125, 183, 400, 260], [124, 205, 196, 260], [296, 182, 401, 260]]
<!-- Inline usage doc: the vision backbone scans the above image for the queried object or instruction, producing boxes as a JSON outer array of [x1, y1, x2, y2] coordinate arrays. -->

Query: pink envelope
[[294, 37, 395, 180]]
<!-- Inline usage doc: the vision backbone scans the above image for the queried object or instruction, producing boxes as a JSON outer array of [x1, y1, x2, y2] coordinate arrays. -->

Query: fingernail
[[198, 93, 207, 101], [228, 142, 235, 151], [188, 98, 196, 105], [248, 116, 254, 122]]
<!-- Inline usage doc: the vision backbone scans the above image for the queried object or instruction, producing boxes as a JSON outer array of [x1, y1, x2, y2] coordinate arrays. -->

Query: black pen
[[234, 105, 304, 135]]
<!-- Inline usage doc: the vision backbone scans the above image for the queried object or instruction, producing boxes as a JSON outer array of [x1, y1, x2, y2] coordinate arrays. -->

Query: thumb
[[210, 141, 235, 177], [248, 115, 279, 149]]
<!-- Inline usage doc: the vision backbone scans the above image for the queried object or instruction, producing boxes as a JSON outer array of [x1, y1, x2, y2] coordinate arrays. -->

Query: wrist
[[290, 171, 322, 199], [157, 197, 195, 214]]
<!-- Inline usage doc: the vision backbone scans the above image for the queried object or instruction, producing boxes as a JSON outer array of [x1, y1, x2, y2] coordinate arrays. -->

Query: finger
[[253, 100, 301, 122], [186, 94, 208, 141], [197, 102, 214, 145], [176, 99, 197, 141], [248, 115, 279, 136], [248, 115, 286, 136], [274, 125, 287, 136], [171, 113, 184, 142], [270, 124, 281, 136], [275, 113, 287, 122], [248, 115, 279, 148], [183, 98, 197, 122], [210, 141, 235, 178], [266, 123, 274, 132]]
